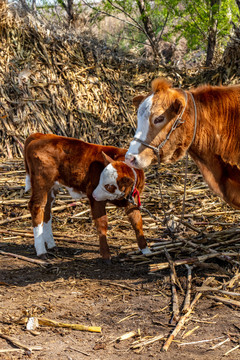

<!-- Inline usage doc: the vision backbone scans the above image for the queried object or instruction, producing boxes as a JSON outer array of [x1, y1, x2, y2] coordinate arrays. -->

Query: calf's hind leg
[[43, 187, 58, 251], [28, 189, 49, 258]]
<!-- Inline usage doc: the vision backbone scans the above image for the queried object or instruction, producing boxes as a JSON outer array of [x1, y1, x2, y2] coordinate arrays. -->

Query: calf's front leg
[[90, 198, 111, 262], [125, 203, 151, 255]]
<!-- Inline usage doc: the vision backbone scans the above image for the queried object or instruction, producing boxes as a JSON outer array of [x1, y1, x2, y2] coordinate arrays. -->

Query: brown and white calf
[[24, 133, 151, 261]]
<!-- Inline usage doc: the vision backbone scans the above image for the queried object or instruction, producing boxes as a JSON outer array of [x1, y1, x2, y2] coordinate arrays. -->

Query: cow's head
[[92, 153, 136, 202], [125, 78, 192, 169]]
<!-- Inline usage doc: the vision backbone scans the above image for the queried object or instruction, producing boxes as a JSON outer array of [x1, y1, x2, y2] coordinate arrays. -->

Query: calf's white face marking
[[126, 94, 154, 168], [93, 164, 123, 201]]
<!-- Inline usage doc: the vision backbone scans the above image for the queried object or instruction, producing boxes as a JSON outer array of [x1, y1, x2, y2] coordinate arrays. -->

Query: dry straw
[[0, 1, 158, 158]]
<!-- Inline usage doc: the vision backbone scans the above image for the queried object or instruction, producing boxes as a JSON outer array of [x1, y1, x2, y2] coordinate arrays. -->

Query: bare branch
[[82, 0, 143, 33]]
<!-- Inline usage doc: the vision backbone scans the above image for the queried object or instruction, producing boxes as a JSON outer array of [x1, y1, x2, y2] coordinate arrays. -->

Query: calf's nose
[[125, 153, 136, 167]]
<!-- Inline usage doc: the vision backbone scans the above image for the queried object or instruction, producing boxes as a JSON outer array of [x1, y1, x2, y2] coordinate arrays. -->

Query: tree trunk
[[136, 0, 159, 59], [235, 0, 240, 12], [205, 0, 221, 67], [66, 0, 76, 26]]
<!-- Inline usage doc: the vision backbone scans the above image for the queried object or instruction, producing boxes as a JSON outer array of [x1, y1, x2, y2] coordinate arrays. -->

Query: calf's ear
[[133, 95, 145, 109], [172, 98, 183, 115], [119, 176, 134, 189], [102, 152, 114, 166]]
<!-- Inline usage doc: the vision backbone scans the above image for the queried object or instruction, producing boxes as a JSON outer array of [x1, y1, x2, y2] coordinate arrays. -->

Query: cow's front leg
[[90, 198, 111, 262], [125, 203, 151, 255]]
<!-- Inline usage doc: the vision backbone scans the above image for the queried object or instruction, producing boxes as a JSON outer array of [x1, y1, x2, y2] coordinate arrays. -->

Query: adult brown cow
[[24, 133, 150, 262], [125, 78, 240, 210]]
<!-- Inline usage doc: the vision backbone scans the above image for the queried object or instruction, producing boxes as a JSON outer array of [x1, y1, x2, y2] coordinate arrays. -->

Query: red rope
[[132, 188, 141, 207]]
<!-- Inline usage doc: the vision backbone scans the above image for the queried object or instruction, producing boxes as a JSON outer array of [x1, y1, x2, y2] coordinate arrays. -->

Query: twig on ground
[[182, 265, 192, 313], [164, 249, 180, 323], [149, 252, 239, 273], [0, 250, 47, 266], [207, 295, 240, 307], [0, 332, 42, 352], [223, 344, 240, 356], [179, 336, 225, 346], [162, 277, 214, 352], [131, 333, 165, 349]]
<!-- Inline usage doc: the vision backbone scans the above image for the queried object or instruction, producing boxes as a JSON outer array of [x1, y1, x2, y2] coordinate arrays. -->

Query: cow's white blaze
[[125, 94, 153, 168], [33, 223, 46, 256], [128, 94, 153, 153], [93, 164, 123, 201]]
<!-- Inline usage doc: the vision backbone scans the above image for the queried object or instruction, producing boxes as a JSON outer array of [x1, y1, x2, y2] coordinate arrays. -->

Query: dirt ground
[[0, 159, 240, 360]]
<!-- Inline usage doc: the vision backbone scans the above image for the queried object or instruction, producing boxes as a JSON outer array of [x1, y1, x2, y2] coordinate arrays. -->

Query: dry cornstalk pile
[[0, 2, 160, 158], [1, 3, 240, 356]]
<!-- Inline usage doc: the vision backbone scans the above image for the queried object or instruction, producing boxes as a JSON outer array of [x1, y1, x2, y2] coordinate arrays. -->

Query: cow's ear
[[172, 98, 183, 115], [102, 152, 114, 166], [133, 95, 145, 109]]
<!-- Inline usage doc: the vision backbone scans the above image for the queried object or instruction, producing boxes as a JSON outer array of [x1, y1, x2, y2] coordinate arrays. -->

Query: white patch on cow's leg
[[140, 246, 152, 255], [43, 188, 56, 249], [25, 174, 31, 192], [65, 186, 87, 200], [33, 223, 46, 256], [43, 217, 55, 249]]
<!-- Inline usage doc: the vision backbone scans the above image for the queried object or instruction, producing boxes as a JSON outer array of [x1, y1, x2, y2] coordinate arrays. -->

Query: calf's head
[[92, 153, 136, 202], [125, 78, 192, 169]]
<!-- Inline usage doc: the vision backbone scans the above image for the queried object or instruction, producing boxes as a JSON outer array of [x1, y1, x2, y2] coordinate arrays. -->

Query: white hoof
[[140, 246, 152, 255]]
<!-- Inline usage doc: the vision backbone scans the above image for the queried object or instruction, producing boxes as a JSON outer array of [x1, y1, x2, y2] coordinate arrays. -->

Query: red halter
[[132, 188, 141, 207]]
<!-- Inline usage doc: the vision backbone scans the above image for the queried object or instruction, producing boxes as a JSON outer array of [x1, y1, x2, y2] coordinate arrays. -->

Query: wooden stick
[[0, 202, 81, 225], [38, 317, 101, 333], [179, 336, 225, 346], [227, 270, 240, 289], [131, 333, 165, 349], [0, 332, 42, 352], [183, 239, 240, 266], [68, 347, 90, 356], [0, 250, 47, 266], [149, 252, 240, 273], [210, 337, 230, 349], [164, 249, 180, 323], [223, 344, 240, 356], [195, 287, 240, 297], [182, 265, 192, 314], [0, 349, 24, 353], [162, 277, 214, 352], [207, 295, 240, 307], [0, 229, 34, 238]]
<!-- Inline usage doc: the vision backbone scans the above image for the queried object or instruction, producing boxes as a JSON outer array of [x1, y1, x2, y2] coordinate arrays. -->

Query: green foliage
[[89, 0, 239, 59], [174, 0, 238, 50]]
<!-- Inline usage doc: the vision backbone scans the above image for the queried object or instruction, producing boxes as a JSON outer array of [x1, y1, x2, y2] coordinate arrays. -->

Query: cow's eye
[[154, 115, 165, 124], [104, 184, 117, 193]]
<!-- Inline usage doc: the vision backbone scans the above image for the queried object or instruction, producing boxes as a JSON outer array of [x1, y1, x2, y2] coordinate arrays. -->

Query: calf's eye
[[104, 184, 117, 193], [154, 115, 165, 124]]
